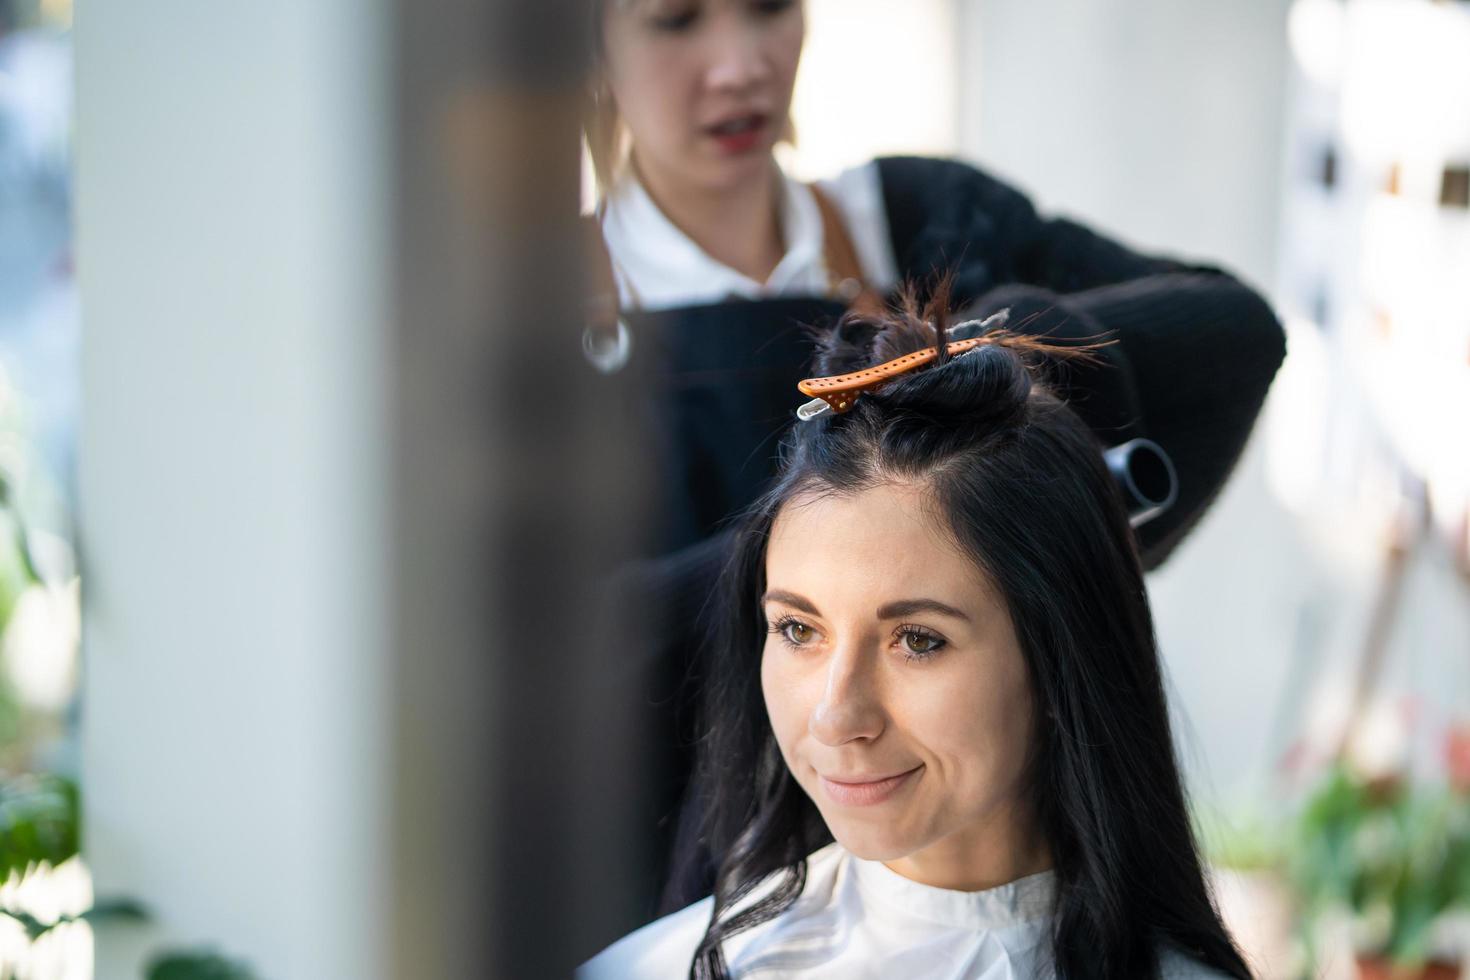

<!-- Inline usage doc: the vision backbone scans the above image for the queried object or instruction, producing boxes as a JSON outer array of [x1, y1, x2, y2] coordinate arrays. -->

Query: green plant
[[1288, 763, 1470, 967], [146, 950, 260, 980], [0, 771, 78, 881], [1197, 802, 1286, 873]]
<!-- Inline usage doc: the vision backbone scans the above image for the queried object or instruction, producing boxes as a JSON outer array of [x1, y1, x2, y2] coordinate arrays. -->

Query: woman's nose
[[704, 25, 771, 93], [808, 648, 885, 746]]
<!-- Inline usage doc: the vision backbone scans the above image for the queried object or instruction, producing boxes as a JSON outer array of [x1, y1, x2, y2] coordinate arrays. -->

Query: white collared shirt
[[597, 161, 900, 312]]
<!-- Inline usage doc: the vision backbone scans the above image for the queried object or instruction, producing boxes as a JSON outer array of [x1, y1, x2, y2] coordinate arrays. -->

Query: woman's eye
[[782, 621, 814, 645], [751, 0, 795, 14], [649, 4, 699, 30], [898, 628, 945, 658]]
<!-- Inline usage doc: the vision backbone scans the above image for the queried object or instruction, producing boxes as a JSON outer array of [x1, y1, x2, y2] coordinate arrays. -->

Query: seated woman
[[582, 293, 1251, 979], [587, 0, 1285, 925]]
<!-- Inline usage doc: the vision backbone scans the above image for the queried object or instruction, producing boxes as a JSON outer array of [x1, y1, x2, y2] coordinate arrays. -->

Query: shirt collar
[[598, 162, 829, 311], [847, 850, 1057, 931]]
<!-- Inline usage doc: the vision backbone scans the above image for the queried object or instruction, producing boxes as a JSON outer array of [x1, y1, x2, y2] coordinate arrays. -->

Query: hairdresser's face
[[601, 0, 804, 193], [762, 482, 1038, 875]]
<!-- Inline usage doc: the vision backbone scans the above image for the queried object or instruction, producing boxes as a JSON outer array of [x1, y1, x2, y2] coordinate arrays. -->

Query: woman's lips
[[706, 113, 769, 155], [819, 766, 922, 807]]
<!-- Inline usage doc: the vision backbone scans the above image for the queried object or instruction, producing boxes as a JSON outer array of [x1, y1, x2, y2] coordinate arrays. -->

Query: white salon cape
[[580, 842, 1231, 980], [597, 161, 900, 311]]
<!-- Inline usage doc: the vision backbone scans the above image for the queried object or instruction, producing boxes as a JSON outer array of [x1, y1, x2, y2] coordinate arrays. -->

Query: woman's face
[[761, 481, 1042, 883], [600, 0, 804, 194]]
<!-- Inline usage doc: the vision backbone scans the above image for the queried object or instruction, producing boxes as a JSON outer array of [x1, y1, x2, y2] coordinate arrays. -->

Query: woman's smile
[[818, 765, 923, 807]]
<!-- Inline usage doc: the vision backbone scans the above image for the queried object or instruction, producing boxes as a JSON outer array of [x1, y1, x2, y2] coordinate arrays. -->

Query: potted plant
[[1288, 737, 1470, 979]]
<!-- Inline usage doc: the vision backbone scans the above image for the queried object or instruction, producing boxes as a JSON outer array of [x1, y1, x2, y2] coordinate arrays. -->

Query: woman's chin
[[824, 823, 921, 864], [690, 150, 776, 193]]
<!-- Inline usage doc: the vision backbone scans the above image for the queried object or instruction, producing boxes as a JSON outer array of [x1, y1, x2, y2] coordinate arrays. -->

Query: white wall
[[958, 0, 1292, 291], [956, 0, 1304, 813], [786, 0, 959, 179], [75, 3, 391, 977]]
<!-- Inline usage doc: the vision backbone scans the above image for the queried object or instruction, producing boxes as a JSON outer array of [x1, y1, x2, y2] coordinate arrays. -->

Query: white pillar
[[76, 3, 391, 977]]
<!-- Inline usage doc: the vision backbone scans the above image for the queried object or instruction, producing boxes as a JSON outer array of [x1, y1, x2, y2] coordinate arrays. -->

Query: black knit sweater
[[878, 155, 1286, 566]]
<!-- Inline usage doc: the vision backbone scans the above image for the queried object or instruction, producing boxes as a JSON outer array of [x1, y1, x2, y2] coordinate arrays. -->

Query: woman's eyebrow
[[761, 589, 820, 615], [875, 598, 971, 622]]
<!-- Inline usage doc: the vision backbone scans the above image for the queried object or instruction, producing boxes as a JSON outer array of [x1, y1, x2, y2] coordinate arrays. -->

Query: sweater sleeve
[[877, 156, 1287, 570]]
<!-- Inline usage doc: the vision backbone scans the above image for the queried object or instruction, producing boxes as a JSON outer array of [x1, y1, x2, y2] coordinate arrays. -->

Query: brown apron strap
[[584, 214, 621, 331], [808, 182, 887, 316]]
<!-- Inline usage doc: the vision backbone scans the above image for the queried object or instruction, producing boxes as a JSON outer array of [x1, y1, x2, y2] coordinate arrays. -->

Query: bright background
[[0, 0, 1463, 977]]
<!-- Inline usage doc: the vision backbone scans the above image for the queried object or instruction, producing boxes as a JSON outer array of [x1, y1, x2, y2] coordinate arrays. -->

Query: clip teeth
[[797, 397, 833, 421]]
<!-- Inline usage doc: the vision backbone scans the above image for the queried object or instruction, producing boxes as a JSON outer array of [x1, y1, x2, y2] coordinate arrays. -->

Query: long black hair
[[683, 288, 1252, 980]]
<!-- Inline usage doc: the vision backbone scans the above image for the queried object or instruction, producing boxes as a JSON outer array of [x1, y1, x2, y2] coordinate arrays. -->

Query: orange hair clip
[[795, 311, 1010, 421]]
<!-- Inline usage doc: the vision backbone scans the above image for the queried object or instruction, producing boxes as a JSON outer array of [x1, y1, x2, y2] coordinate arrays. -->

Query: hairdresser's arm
[[969, 179, 1283, 571], [877, 156, 1285, 569], [971, 270, 1283, 571]]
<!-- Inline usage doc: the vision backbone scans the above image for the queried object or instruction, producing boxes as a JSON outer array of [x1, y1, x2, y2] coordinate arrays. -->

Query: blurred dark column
[[391, 1, 651, 977]]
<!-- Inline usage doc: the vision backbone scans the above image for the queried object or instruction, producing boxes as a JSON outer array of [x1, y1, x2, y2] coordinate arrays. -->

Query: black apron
[[628, 296, 849, 553]]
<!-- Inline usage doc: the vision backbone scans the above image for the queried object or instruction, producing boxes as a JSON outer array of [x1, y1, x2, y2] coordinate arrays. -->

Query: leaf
[[84, 897, 151, 925], [0, 509, 38, 624], [145, 949, 260, 980], [0, 773, 79, 882], [0, 898, 152, 943], [2, 908, 47, 941]]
